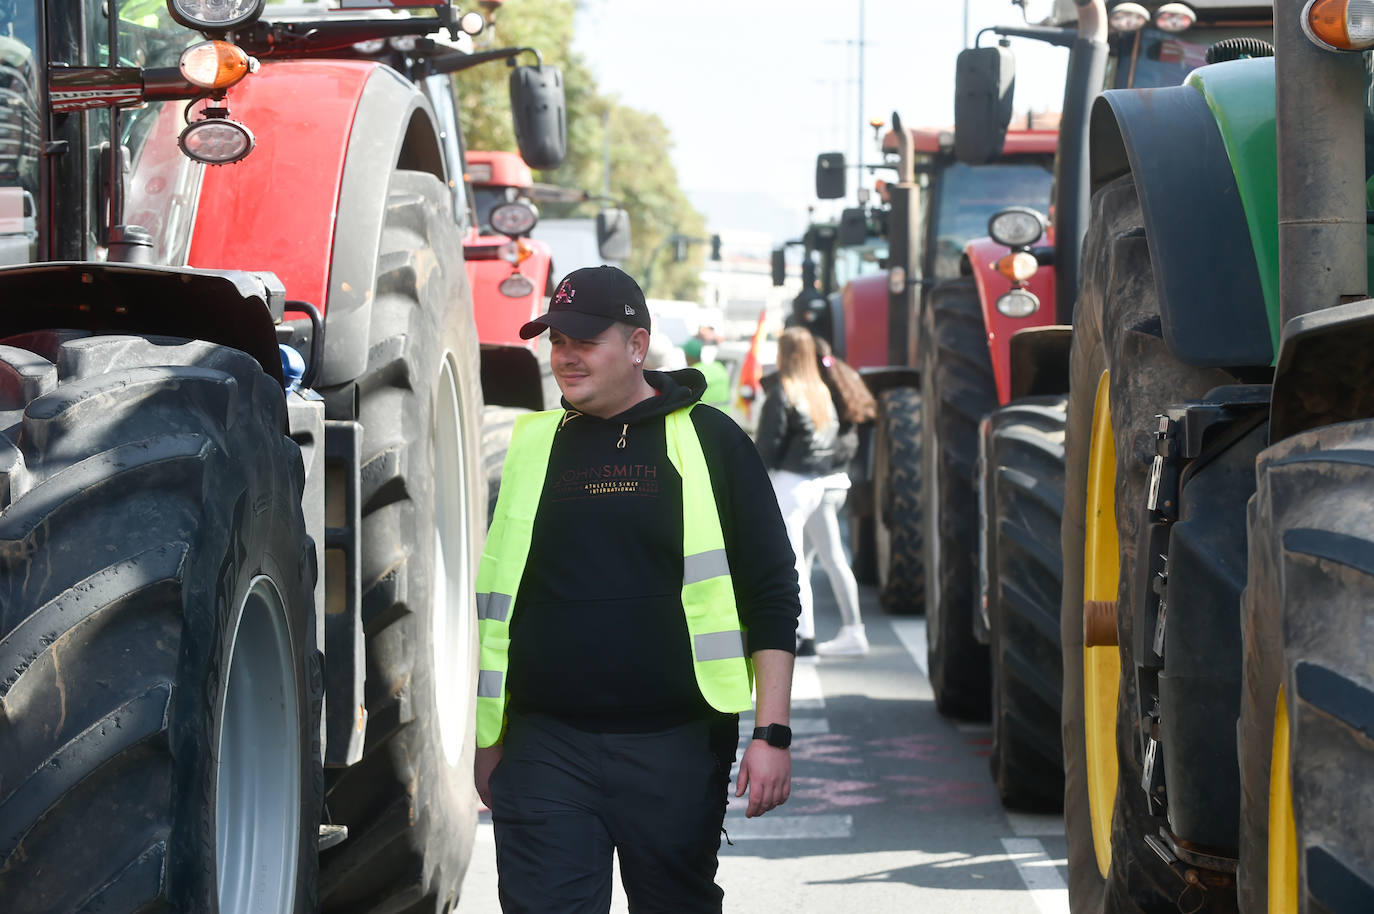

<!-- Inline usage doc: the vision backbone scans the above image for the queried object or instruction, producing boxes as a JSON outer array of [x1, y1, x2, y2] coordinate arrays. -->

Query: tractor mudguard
[[965, 234, 1056, 405], [856, 365, 921, 398], [188, 61, 447, 388], [1008, 324, 1072, 401], [1270, 297, 1374, 441], [0, 263, 285, 385], [1089, 59, 1275, 371], [842, 272, 894, 370]]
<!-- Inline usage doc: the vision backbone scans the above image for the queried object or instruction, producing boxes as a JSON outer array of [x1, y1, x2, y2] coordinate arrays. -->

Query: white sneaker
[[817, 624, 869, 656]]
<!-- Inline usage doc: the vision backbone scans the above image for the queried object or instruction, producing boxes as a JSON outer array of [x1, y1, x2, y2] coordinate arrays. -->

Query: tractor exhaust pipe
[[1052, 0, 1109, 324], [1276, 0, 1367, 326]]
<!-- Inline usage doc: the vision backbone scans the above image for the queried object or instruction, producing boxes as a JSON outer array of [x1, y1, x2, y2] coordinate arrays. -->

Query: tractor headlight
[[1108, 2, 1150, 32], [499, 273, 535, 298], [167, 0, 266, 33], [179, 116, 255, 165], [987, 206, 1045, 248], [459, 11, 487, 36], [995, 289, 1040, 318], [1154, 3, 1197, 32], [490, 201, 538, 237]]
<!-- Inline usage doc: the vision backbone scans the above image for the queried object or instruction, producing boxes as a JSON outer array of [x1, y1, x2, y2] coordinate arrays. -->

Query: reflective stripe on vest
[[474, 405, 754, 748]]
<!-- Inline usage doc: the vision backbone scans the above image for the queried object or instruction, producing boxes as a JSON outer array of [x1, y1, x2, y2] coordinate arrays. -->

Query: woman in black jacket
[[756, 327, 865, 657]]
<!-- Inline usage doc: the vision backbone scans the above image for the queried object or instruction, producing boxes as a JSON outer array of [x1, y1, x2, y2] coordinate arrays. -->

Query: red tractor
[[824, 120, 1058, 627], [463, 148, 556, 411], [461, 149, 632, 512], [0, 2, 563, 912]]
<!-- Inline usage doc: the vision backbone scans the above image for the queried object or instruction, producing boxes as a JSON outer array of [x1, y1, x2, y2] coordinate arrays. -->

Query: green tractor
[[1053, 0, 1374, 909], [944, 0, 1273, 815]]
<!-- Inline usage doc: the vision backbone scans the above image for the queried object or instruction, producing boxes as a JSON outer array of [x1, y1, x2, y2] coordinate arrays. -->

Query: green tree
[[454, 0, 705, 299]]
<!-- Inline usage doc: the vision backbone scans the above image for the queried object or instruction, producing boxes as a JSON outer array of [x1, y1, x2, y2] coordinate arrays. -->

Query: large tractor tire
[[985, 395, 1068, 812], [849, 504, 878, 586], [872, 386, 923, 613], [920, 276, 996, 717], [1060, 174, 1236, 912], [482, 405, 528, 528], [1237, 420, 1374, 913], [319, 171, 486, 913], [0, 333, 320, 913]]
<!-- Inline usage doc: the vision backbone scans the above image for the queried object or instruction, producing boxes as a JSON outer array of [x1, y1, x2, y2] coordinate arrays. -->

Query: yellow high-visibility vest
[[475, 405, 754, 748]]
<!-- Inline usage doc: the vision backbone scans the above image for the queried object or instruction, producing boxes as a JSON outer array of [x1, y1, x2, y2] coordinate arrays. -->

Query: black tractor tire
[[482, 405, 529, 528], [1237, 420, 1374, 913], [846, 450, 879, 585], [921, 276, 997, 718], [1060, 174, 1236, 912], [873, 386, 924, 614], [0, 333, 320, 913], [849, 503, 878, 586], [319, 171, 486, 913], [985, 395, 1068, 812]]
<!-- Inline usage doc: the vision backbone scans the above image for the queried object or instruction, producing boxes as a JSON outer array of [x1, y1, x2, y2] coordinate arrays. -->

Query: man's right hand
[[475, 744, 504, 808]]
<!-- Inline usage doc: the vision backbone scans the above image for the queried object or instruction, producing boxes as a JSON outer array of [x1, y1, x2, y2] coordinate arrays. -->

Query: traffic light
[[673, 236, 689, 262], [710, 234, 722, 261]]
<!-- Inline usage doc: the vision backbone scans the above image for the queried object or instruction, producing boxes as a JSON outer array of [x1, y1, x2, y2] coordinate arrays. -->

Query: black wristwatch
[[752, 723, 792, 749]]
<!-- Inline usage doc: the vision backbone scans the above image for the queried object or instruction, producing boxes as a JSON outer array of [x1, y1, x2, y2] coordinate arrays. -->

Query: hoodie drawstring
[[617, 424, 628, 449]]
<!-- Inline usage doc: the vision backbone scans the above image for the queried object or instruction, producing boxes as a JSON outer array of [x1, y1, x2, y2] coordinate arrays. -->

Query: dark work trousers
[[490, 711, 738, 914]]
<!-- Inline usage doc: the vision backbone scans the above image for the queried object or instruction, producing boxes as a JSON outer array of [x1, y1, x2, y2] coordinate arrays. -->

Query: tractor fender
[[1271, 297, 1374, 441], [189, 61, 448, 387], [1008, 324, 1073, 401], [841, 272, 892, 370], [0, 263, 285, 385], [856, 366, 921, 398], [1089, 60, 1275, 370], [966, 234, 1057, 405]]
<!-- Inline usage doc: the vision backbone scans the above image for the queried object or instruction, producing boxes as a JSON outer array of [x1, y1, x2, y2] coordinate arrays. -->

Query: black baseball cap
[[519, 265, 651, 340]]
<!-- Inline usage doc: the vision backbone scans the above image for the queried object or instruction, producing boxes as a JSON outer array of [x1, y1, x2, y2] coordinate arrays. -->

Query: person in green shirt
[[682, 337, 731, 406]]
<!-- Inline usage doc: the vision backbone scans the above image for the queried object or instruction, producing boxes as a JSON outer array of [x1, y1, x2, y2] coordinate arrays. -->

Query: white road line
[[1006, 811, 1067, 837], [721, 814, 854, 840], [1001, 837, 1070, 914], [889, 619, 928, 677], [789, 660, 825, 709]]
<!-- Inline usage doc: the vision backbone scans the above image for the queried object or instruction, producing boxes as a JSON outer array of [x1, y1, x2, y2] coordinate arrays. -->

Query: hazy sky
[[572, 0, 1070, 245]]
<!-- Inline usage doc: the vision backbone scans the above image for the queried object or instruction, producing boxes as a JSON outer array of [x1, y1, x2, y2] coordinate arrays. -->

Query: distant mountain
[[686, 189, 810, 249]]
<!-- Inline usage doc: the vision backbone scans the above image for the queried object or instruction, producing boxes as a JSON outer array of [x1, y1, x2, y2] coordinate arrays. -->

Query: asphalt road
[[457, 563, 1071, 913]]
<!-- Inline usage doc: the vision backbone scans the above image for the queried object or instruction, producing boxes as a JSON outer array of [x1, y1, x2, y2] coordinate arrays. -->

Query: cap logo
[[624, 305, 636, 316], [554, 281, 576, 305]]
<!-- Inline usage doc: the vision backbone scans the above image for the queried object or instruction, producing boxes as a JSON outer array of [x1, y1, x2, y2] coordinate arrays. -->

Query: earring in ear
[[635, 358, 642, 365]]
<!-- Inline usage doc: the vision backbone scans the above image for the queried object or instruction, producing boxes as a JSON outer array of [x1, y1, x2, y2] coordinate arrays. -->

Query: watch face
[[755, 724, 791, 749]]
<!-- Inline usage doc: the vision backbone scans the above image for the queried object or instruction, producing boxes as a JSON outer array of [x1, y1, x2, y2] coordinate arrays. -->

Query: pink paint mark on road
[[885, 773, 993, 810], [790, 734, 863, 766]]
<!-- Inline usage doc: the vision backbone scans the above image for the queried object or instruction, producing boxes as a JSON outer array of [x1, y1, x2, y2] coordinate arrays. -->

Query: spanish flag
[[735, 309, 767, 419]]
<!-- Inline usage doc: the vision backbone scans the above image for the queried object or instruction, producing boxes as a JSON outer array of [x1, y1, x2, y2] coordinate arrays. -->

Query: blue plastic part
[[279, 343, 306, 392]]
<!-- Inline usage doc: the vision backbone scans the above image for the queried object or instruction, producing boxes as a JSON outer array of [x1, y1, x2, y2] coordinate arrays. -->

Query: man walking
[[474, 265, 800, 913]]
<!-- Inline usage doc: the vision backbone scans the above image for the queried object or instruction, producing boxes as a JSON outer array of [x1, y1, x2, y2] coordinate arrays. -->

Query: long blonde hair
[[777, 327, 835, 432]]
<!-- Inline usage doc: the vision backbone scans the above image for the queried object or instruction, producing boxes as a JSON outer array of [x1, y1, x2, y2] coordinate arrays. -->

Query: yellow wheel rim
[[1083, 371, 1121, 877], [1269, 686, 1299, 913]]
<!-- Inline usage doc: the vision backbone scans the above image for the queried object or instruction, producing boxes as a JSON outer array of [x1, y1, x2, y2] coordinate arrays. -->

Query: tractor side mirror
[[771, 248, 786, 287], [510, 65, 567, 170], [838, 208, 867, 247], [815, 152, 846, 200], [597, 208, 631, 262], [954, 45, 1015, 165]]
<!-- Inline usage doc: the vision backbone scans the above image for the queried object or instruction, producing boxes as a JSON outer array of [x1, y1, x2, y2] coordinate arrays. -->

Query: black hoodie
[[506, 369, 800, 731]]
